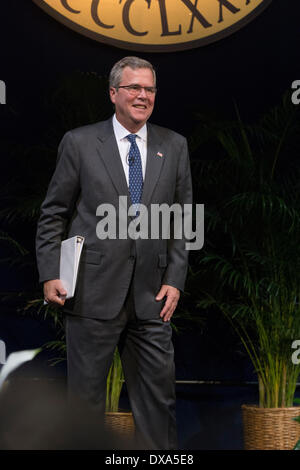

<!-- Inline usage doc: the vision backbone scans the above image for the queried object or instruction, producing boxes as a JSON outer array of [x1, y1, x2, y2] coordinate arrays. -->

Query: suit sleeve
[[35, 131, 81, 283], [162, 137, 193, 292]]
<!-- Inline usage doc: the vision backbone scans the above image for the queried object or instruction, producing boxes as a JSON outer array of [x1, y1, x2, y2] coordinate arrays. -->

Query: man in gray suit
[[36, 57, 192, 449]]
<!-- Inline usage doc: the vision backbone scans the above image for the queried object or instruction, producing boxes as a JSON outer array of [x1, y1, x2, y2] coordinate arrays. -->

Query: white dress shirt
[[112, 114, 147, 185]]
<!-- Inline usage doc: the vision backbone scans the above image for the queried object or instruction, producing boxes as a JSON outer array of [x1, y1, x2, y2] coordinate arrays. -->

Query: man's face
[[110, 66, 156, 132]]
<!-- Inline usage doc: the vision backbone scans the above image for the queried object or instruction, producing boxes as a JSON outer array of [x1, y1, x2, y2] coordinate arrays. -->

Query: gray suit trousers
[[65, 281, 177, 450]]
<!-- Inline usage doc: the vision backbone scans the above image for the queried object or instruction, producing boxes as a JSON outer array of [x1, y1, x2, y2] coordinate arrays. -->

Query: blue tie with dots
[[127, 134, 143, 215]]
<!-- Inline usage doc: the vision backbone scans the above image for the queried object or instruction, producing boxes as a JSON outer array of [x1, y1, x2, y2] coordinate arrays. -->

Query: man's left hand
[[156, 284, 180, 322]]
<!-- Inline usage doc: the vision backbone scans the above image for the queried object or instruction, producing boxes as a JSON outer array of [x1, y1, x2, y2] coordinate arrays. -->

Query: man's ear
[[109, 87, 116, 104]]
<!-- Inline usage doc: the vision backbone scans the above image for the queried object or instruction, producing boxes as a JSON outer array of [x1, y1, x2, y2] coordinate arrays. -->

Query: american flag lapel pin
[[156, 151, 163, 158]]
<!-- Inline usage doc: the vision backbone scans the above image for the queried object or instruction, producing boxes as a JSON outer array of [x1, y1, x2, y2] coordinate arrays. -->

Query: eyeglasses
[[117, 84, 157, 96]]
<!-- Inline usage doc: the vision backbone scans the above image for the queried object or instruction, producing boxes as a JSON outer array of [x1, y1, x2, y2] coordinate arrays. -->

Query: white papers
[[59, 235, 84, 299]]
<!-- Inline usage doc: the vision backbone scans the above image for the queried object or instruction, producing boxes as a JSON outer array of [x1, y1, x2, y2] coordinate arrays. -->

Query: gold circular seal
[[32, 0, 272, 52]]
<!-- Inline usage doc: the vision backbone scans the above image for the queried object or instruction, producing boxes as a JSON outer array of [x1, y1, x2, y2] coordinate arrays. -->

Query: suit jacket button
[[129, 256, 135, 261]]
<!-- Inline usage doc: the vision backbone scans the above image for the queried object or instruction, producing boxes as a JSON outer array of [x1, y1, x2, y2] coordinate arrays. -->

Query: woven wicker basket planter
[[242, 404, 300, 450], [104, 412, 135, 438]]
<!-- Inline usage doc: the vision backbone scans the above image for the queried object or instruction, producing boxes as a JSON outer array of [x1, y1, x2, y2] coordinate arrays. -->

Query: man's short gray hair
[[109, 56, 156, 89]]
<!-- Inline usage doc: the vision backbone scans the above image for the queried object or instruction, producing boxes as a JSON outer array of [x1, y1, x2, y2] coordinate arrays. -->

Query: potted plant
[[104, 347, 135, 437], [191, 94, 300, 449]]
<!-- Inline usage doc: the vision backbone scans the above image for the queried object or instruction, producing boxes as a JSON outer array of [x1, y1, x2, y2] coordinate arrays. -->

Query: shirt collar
[[113, 114, 147, 142]]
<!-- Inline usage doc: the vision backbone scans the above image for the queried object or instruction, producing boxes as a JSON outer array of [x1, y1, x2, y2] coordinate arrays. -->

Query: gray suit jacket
[[36, 118, 192, 320]]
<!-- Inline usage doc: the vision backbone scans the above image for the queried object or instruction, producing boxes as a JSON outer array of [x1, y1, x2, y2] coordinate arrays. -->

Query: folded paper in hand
[[60, 235, 84, 299]]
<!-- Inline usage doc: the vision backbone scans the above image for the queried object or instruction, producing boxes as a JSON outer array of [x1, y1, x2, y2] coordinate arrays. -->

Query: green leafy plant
[[192, 93, 300, 408], [106, 348, 124, 412]]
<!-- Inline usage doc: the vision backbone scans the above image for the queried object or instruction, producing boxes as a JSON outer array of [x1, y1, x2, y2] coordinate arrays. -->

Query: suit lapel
[[96, 119, 165, 207], [141, 123, 165, 208], [96, 119, 131, 200]]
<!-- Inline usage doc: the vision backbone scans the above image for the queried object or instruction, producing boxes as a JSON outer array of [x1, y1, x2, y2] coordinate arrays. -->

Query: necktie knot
[[126, 134, 137, 144]]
